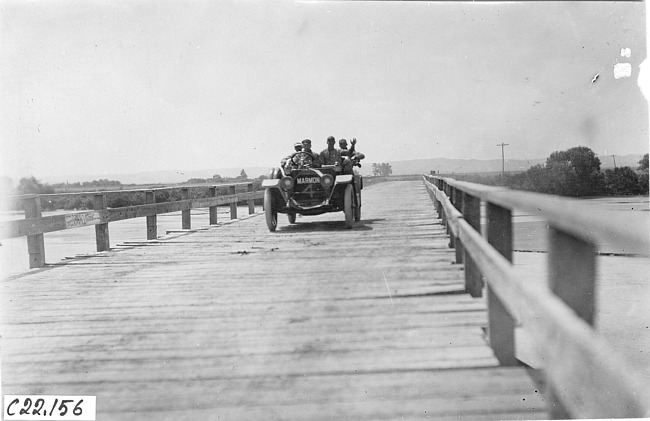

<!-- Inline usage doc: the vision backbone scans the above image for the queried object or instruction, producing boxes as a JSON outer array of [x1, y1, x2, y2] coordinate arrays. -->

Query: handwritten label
[[4, 396, 96, 420]]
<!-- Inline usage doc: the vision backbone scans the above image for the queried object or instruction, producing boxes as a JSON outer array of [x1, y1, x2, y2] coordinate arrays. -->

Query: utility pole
[[497, 143, 509, 180], [612, 154, 617, 169]]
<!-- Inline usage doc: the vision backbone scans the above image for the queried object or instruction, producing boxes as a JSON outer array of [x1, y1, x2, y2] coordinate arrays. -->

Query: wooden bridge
[[1, 178, 649, 419]]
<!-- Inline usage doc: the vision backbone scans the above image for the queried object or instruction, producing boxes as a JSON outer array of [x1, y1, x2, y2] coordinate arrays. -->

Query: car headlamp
[[321, 174, 334, 188], [280, 176, 294, 190]]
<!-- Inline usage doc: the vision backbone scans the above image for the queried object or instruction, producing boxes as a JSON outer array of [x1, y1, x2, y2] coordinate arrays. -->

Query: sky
[[0, 0, 647, 182]]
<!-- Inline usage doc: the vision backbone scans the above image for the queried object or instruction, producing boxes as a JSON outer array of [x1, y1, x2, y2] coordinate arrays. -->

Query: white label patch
[[614, 62, 632, 79]]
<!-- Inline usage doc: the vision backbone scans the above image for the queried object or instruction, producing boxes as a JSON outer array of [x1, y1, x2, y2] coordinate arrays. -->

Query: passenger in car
[[319, 136, 342, 166], [338, 138, 365, 174], [281, 141, 303, 167]]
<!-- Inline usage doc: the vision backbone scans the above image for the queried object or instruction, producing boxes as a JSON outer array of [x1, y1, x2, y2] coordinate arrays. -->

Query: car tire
[[264, 189, 277, 232], [344, 184, 354, 229], [288, 213, 296, 224]]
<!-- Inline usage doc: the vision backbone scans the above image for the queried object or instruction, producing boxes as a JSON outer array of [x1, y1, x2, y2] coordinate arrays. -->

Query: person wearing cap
[[319, 136, 342, 166], [286, 139, 321, 169], [280, 141, 304, 167]]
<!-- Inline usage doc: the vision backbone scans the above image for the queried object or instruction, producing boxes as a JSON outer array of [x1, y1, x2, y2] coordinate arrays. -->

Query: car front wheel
[[264, 189, 278, 232]]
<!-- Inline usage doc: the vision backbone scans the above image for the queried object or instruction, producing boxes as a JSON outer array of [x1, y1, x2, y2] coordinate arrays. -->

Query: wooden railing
[[1, 183, 264, 269], [423, 174, 650, 419]]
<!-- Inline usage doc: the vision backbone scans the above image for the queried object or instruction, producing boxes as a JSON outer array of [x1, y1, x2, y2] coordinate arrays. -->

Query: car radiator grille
[[293, 183, 326, 206]]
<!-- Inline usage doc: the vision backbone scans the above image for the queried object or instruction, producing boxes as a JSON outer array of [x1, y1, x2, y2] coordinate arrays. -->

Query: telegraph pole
[[612, 154, 617, 169], [497, 143, 509, 180]]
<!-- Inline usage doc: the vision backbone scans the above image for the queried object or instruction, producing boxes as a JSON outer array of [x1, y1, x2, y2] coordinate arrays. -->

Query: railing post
[[23, 196, 45, 268], [146, 190, 157, 240], [548, 227, 597, 324], [93, 193, 110, 252], [247, 183, 255, 215], [181, 188, 191, 230], [462, 192, 482, 297], [441, 201, 448, 228], [229, 185, 237, 220], [486, 202, 517, 366], [432, 188, 440, 215], [209, 186, 218, 225], [453, 187, 464, 264], [447, 187, 456, 249], [546, 227, 597, 419]]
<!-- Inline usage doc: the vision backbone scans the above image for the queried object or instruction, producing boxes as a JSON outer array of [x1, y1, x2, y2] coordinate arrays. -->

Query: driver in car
[[286, 139, 321, 169]]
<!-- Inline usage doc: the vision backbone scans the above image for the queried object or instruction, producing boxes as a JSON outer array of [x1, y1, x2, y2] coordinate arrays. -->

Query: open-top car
[[262, 154, 362, 231]]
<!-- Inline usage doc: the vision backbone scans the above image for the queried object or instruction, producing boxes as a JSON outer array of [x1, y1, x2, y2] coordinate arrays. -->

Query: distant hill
[[42, 167, 271, 185], [39, 154, 645, 184], [362, 154, 645, 176], [380, 157, 546, 176], [357, 157, 546, 176]]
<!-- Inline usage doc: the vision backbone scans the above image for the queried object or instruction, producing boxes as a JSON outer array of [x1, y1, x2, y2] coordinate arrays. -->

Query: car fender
[[262, 180, 290, 204], [334, 174, 353, 185], [262, 179, 281, 188]]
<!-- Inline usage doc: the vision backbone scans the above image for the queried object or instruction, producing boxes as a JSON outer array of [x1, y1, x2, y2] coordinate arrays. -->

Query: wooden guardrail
[[1, 183, 264, 269], [423, 174, 650, 419]]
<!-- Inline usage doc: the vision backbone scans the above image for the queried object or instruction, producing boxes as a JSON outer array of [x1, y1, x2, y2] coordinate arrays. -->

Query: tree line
[[185, 169, 251, 184], [453, 147, 649, 197], [3, 169, 264, 211], [372, 163, 393, 177]]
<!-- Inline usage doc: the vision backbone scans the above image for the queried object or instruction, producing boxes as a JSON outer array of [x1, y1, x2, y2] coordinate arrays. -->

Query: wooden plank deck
[[0, 180, 547, 420]]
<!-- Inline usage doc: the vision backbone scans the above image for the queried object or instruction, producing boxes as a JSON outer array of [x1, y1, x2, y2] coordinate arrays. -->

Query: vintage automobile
[[262, 153, 362, 231]]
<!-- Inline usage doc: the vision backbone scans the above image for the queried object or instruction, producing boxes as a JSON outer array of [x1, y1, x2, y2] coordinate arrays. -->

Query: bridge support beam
[[94, 193, 110, 252], [24, 196, 46, 268], [146, 190, 157, 240], [486, 203, 517, 366]]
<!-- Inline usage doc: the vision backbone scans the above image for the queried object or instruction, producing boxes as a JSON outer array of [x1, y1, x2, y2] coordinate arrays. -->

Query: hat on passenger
[[301, 139, 312, 144], [294, 141, 302, 147]]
